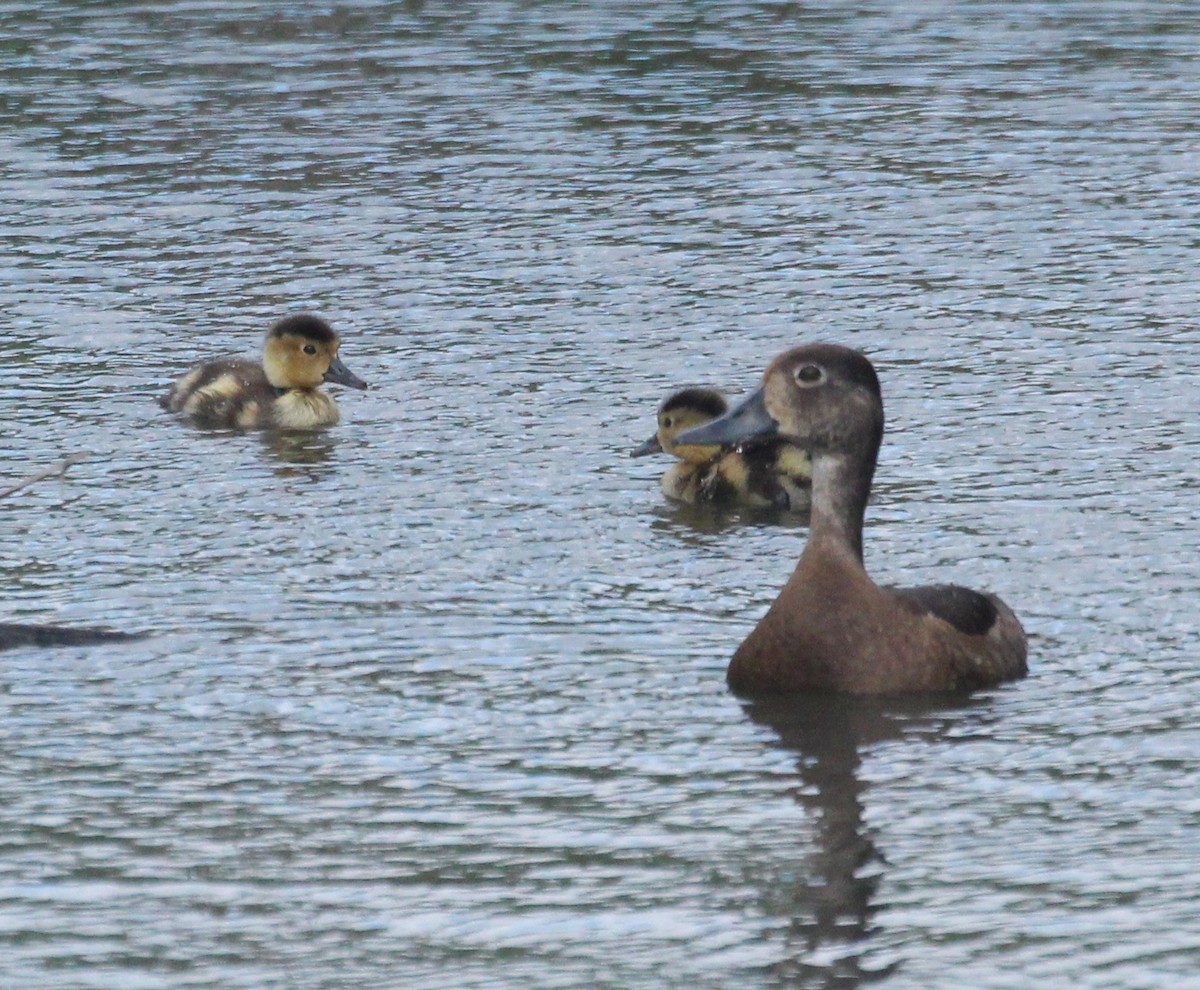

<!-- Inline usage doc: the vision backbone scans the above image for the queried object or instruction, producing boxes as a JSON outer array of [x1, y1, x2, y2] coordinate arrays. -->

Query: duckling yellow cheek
[[671, 442, 722, 465], [293, 350, 330, 390], [262, 348, 287, 388], [264, 338, 325, 390]]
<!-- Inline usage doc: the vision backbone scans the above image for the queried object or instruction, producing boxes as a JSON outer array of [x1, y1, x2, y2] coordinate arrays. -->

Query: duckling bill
[[675, 343, 1027, 695], [160, 313, 367, 430], [632, 387, 810, 510]]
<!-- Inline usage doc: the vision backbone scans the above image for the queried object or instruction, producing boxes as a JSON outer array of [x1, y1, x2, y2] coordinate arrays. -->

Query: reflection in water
[[260, 429, 338, 475], [649, 499, 809, 537], [745, 694, 987, 988]]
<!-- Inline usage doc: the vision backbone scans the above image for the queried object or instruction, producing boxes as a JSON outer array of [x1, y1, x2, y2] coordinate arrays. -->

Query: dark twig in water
[[0, 454, 145, 647], [0, 453, 86, 500], [0, 623, 146, 650]]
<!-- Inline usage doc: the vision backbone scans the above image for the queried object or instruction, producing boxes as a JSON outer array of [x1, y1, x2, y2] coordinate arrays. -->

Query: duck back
[[160, 357, 272, 428], [727, 546, 1028, 696], [160, 357, 337, 429]]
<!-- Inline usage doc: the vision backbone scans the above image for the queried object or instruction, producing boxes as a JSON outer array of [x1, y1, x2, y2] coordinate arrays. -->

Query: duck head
[[674, 344, 882, 464], [631, 387, 728, 464], [261, 314, 369, 392]]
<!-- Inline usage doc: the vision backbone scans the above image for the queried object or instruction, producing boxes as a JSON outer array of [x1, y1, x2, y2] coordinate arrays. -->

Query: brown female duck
[[160, 314, 367, 429], [676, 343, 1027, 694], [632, 387, 811, 510]]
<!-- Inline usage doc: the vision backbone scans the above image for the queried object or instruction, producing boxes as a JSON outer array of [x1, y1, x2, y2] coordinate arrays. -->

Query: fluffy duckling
[[676, 343, 1027, 695], [160, 314, 367, 429], [710, 438, 812, 512], [632, 388, 730, 503], [631, 388, 811, 510]]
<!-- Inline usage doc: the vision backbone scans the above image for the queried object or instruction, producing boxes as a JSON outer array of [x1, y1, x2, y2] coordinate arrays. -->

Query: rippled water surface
[[2, 3, 1198, 988]]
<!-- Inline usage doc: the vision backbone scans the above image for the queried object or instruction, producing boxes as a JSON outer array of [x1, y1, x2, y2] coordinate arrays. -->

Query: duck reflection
[[649, 500, 810, 539], [260, 429, 338, 475], [744, 693, 985, 987]]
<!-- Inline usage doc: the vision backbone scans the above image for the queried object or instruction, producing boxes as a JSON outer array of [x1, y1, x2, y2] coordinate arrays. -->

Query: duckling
[[708, 438, 812, 512], [675, 343, 1027, 695], [160, 313, 367, 430], [631, 387, 730, 503], [631, 388, 811, 510]]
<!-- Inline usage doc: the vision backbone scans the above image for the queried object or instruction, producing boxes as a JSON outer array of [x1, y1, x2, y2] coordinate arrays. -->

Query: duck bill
[[673, 387, 777, 446], [324, 355, 368, 390], [630, 433, 663, 458]]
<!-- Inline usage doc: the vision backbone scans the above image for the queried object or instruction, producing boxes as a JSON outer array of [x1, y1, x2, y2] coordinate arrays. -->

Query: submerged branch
[[0, 453, 86, 500]]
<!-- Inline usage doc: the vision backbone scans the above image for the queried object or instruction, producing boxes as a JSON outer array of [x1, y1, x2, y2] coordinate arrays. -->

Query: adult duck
[[676, 343, 1027, 694]]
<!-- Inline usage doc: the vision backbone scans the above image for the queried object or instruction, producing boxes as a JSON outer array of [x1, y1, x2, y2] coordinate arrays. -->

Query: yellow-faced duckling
[[631, 387, 811, 510], [632, 387, 729, 503], [160, 314, 367, 429], [676, 343, 1027, 695]]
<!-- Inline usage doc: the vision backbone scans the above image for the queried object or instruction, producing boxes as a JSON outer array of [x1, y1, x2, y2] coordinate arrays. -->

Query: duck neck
[[805, 449, 874, 567]]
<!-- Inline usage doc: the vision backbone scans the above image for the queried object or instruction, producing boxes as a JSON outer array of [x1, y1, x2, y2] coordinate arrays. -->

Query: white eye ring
[[794, 364, 824, 386]]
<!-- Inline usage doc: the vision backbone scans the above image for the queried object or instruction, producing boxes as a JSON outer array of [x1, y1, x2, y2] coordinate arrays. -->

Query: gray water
[[2, 2, 1198, 988]]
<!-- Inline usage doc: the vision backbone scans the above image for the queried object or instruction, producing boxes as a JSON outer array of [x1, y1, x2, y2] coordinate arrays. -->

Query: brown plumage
[[160, 313, 367, 430], [675, 343, 1027, 695]]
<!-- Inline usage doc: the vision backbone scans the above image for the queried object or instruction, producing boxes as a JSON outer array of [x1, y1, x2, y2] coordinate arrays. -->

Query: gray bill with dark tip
[[673, 387, 776, 446], [630, 434, 663, 458], [324, 355, 369, 390]]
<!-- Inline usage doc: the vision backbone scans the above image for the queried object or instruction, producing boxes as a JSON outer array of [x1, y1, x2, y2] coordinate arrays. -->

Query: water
[[2, 2, 1198, 987]]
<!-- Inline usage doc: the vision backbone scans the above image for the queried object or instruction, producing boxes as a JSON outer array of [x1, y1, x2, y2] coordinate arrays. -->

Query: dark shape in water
[[0, 622, 145, 650]]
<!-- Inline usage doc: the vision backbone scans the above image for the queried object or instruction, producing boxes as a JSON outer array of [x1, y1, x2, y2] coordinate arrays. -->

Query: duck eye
[[662, 416, 673, 428], [795, 364, 823, 385], [303, 344, 317, 355]]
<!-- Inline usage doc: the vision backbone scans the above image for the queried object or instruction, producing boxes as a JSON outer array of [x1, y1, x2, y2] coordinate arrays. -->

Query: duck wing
[[888, 584, 999, 637]]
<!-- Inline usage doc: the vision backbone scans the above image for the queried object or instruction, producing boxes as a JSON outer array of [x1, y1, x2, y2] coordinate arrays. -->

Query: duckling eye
[[662, 416, 673, 428], [795, 364, 824, 386], [302, 343, 318, 355]]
